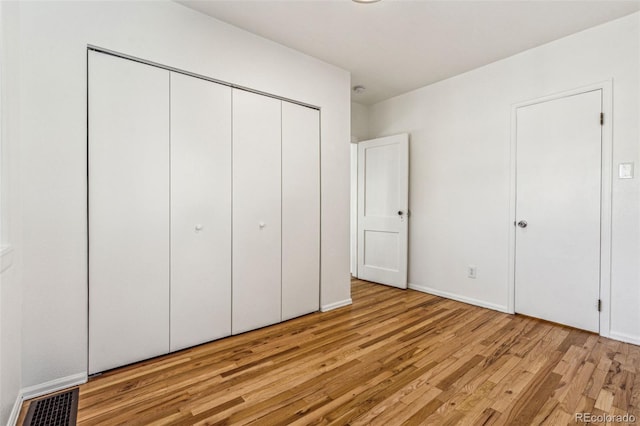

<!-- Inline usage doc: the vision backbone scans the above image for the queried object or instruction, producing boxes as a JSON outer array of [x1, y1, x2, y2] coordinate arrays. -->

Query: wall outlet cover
[[619, 162, 634, 179], [467, 265, 477, 279]]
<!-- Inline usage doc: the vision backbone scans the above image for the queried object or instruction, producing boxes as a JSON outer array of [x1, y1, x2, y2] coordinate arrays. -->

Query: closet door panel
[[170, 73, 232, 351], [88, 52, 170, 374], [232, 89, 282, 334], [281, 102, 320, 320]]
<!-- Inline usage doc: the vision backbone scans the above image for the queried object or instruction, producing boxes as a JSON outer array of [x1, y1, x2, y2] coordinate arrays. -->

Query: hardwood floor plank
[[561, 360, 597, 413], [402, 398, 444, 425], [470, 407, 502, 425], [540, 405, 572, 425], [323, 361, 440, 424], [16, 279, 640, 426], [586, 357, 614, 400], [506, 372, 563, 425], [436, 354, 485, 390], [595, 389, 615, 412]]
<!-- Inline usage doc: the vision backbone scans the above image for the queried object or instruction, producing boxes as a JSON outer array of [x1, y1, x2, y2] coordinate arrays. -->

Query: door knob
[[517, 220, 528, 228], [398, 211, 404, 216]]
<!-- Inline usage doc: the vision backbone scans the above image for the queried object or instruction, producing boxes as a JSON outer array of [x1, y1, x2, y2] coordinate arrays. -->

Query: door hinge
[[597, 299, 602, 312], [600, 113, 604, 126]]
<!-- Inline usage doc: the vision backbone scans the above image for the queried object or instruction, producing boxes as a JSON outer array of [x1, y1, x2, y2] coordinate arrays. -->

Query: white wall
[[8, 0, 350, 395], [0, 251, 19, 425], [0, 1, 23, 424], [368, 13, 640, 342], [351, 102, 369, 143]]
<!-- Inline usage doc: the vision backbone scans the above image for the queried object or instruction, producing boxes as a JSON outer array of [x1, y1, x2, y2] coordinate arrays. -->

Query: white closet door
[[89, 52, 170, 374], [232, 89, 282, 334], [515, 90, 601, 332], [281, 102, 320, 320], [170, 73, 232, 351]]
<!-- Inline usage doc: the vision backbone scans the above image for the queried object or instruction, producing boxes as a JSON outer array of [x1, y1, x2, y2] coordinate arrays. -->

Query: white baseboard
[[608, 331, 640, 346], [21, 372, 87, 401], [321, 298, 352, 312], [7, 393, 23, 426], [408, 283, 510, 314]]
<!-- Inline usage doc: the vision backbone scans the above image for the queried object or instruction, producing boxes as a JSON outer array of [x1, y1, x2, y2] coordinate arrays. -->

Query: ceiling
[[177, 0, 640, 105]]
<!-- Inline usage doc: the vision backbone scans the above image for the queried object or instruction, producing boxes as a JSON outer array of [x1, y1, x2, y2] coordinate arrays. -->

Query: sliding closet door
[[170, 73, 232, 351], [88, 52, 170, 374], [281, 102, 320, 320], [232, 89, 282, 334]]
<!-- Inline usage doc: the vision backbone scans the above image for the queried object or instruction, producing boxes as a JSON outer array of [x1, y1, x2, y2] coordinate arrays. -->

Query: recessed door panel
[[88, 51, 170, 374], [281, 102, 320, 321], [232, 89, 282, 334], [364, 231, 399, 271], [170, 73, 232, 351], [364, 144, 399, 217]]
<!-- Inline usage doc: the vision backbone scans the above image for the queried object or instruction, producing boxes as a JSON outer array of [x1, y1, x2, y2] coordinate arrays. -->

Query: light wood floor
[[19, 278, 640, 425]]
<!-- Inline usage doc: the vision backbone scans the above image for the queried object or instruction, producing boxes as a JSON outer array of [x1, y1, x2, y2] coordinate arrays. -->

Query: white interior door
[[232, 89, 282, 334], [89, 52, 170, 373], [515, 90, 602, 333], [170, 73, 232, 351], [281, 101, 320, 321], [357, 134, 409, 288]]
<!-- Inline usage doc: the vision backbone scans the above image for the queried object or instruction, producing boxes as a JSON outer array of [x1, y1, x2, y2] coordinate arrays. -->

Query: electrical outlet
[[467, 265, 477, 279]]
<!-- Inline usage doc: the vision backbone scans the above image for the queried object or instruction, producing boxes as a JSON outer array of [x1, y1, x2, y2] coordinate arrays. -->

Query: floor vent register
[[23, 388, 78, 426]]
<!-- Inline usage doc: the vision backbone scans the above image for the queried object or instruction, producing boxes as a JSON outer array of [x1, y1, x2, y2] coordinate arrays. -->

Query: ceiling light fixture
[[353, 85, 366, 94]]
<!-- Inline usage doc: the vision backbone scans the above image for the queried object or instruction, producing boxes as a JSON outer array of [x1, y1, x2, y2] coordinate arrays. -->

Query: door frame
[[507, 81, 613, 338], [350, 142, 359, 277]]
